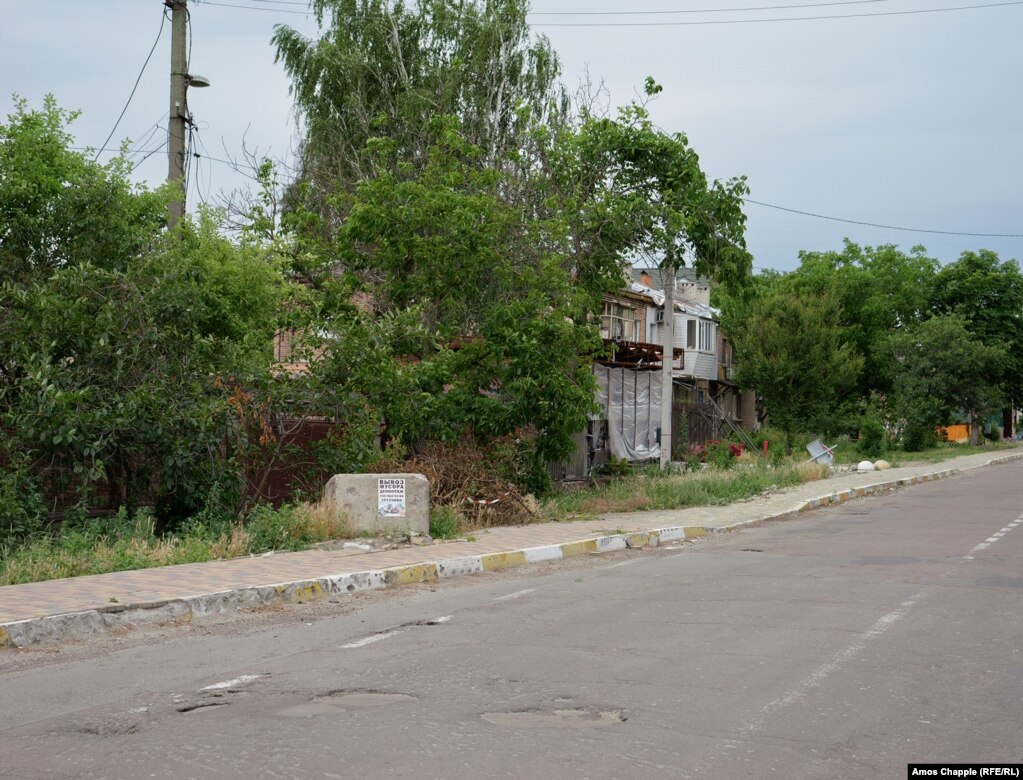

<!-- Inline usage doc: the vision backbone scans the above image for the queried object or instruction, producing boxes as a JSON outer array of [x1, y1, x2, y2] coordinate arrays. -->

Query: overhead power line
[[94, 10, 168, 161], [744, 198, 1023, 238], [197, 0, 1023, 23], [530, 0, 888, 16], [195, 1, 313, 14], [532, 1, 1023, 26]]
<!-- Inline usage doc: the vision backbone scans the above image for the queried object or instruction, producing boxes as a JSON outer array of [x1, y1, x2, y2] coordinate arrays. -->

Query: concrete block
[[323, 473, 429, 535]]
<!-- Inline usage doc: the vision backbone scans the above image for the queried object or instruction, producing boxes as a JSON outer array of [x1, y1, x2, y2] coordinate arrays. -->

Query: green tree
[[545, 83, 751, 294], [273, 0, 567, 239], [0, 95, 167, 288], [328, 119, 600, 488], [784, 241, 938, 400], [889, 314, 1006, 447], [725, 286, 863, 453], [930, 250, 1023, 432], [1, 212, 297, 528]]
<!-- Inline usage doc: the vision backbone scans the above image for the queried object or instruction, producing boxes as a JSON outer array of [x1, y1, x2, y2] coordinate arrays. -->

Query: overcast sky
[[2, 0, 1020, 272]]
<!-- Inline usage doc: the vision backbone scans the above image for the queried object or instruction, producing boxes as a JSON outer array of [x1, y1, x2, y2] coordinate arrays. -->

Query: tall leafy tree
[[784, 241, 938, 399], [0, 96, 167, 288], [329, 118, 600, 487], [273, 0, 567, 237], [545, 82, 751, 294], [725, 285, 863, 452], [929, 249, 1023, 431], [889, 314, 1006, 447]]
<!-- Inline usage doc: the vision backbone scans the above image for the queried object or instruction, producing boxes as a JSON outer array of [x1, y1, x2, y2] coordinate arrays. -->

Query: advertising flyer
[[377, 478, 406, 518]]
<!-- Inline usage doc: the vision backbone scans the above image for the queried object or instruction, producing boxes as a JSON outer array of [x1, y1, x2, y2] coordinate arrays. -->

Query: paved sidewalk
[[2, 450, 1021, 647]]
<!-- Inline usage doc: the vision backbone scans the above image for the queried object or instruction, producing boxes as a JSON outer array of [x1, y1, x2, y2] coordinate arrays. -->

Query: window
[[600, 300, 636, 341], [686, 320, 697, 350], [698, 320, 714, 352]]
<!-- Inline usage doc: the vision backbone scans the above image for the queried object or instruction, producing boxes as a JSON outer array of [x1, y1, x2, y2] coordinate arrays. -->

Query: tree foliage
[[546, 85, 751, 294], [273, 0, 567, 231], [889, 314, 1006, 446], [782, 241, 937, 398], [930, 249, 1023, 408], [724, 284, 863, 451], [0, 96, 167, 288]]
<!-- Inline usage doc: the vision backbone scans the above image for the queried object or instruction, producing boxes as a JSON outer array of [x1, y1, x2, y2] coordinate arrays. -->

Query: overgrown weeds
[[5, 440, 1013, 586], [550, 461, 831, 518], [0, 502, 349, 586]]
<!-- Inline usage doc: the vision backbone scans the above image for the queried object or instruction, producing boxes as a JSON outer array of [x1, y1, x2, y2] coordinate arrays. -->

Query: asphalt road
[[2, 462, 1021, 779]]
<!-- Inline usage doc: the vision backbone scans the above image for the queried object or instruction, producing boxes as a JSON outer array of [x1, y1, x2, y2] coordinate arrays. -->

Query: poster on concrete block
[[377, 478, 406, 517]]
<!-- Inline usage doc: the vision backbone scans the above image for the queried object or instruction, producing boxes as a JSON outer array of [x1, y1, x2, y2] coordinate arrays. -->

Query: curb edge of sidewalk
[[4, 451, 1022, 649]]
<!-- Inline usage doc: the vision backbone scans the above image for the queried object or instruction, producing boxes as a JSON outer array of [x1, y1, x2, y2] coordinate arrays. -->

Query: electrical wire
[[130, 140, 169, 172], [195, 0, 313, 14], [221, 0, 309, 4], [127, 123, 165, 163], [531, 1, 1023, 26], [94, 9, 168, 161], [530, 0, 889, 16], [743, 197, 1023, 238], [190, 125, 216, 206]]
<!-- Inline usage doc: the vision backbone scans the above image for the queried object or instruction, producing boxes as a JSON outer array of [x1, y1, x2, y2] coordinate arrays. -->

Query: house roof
[[629, 266, 711, 290], [676, 300, 720, 319]]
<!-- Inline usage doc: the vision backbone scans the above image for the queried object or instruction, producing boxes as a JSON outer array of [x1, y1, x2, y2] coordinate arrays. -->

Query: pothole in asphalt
[[321, 690, 417, 707], [176, 700, 231, 713], [482, 708, 626, 728], [855, 555, 919, 565], [278, 690, 417, 718], [75, 719, 143, 736]]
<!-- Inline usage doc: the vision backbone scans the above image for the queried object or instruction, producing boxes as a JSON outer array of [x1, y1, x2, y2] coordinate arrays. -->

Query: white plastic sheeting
[[594, 365, 662, 462]]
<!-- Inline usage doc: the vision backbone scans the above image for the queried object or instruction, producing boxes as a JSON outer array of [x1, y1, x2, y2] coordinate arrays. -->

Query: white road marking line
[[341, 631, 401, 649], [431, 615, 453, 623], [740, 593, 923, 736], [606, 559, 641, 569], [493, 588, 536, 602], [202, 674, 262, 691]]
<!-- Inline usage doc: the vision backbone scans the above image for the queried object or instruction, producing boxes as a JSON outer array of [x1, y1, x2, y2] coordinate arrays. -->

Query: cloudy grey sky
[[2, 0, 1020, 272]]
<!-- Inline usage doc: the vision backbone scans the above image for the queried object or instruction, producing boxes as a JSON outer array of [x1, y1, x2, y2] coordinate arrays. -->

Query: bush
[[0, 463, 47, 547], [245, 504, 313, 552], [368, 436, 535, 526], [429, 505, 462, 539], [901, 422, 935, 452], [857, 415, 888, 457]]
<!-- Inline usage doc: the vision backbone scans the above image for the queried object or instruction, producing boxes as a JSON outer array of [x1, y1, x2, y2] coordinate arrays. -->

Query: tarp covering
[[594, 365, 662, 462]]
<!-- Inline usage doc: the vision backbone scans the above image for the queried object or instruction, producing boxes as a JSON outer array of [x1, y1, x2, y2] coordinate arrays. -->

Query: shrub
[[368, 436, 535, 526], [245, 504, 313, 552], [857, 414, 888, 457], [429, 505, 462, 539], [901, 422, 935, 452], [0, 462, 47, 548]]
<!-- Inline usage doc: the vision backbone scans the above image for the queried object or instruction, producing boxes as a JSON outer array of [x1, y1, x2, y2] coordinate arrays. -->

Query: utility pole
[[167, 0, 188, 229], [659, 264, 675, 472]]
